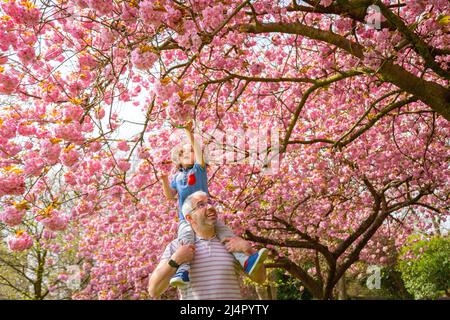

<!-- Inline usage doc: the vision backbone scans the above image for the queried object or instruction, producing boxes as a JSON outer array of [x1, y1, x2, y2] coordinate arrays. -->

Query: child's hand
[[172, 242, 195, 265], [183, 119, 193, 131], [222, 237, 255, 255], [158, 160, 172, 175]]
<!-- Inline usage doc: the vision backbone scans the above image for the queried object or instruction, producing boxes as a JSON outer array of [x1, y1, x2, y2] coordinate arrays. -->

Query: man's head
[[182, 191, 217, 229], [171, 143, 194, 169]]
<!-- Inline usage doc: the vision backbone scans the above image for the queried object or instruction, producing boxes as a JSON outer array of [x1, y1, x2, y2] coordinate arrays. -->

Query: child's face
[[179, 144, 194, 167]]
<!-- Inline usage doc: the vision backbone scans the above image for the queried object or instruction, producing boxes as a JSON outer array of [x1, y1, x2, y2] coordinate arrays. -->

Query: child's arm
[[184, 121, 205, 168], [161, 174, 177, 200]]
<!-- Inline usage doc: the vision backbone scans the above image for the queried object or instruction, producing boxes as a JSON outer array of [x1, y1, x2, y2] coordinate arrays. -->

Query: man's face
[[188, 194, 217, 227]]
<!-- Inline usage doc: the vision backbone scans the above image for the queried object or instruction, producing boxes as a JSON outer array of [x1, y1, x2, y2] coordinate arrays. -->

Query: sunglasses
[[191, 199, 216, 212]]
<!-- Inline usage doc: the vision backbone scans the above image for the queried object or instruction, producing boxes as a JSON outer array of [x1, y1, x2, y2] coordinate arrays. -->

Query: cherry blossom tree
[[0, 0, 448, 299]]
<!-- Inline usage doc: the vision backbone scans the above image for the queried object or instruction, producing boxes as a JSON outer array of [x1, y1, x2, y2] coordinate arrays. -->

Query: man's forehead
[[193, 194, 207, 203]]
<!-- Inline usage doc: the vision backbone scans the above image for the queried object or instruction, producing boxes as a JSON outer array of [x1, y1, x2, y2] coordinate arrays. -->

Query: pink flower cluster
[[0, 173, 25, 197], [131, 48, 158, 70], [17, 46, 35, 65], [139, 0, 164, 27], [24, 153, 46, 176], [40, 211, 68, 231], [7, 232, 33, 252], [250, 62, 265, 76], [0, 119, 17, 139], [320, 0, 333, 7], [40, 140, 62, 165], [63, 104, 84, 122], [60, 148, 80, 167], [201, 3, 225, 31], [117, 159, 131, 172], [0, 73, 19, 95], [116, 141, 129, 152], [167, 95, 192, 126], [0, 206, 25, 226], [1, 1, 40, 26], [44, 45, 64, 61], [85, 0, 114, 16], [54, 122, 85, 144]]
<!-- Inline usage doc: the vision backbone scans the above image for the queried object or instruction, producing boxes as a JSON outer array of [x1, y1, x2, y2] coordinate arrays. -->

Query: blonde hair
[[170, 142, 192, 169]]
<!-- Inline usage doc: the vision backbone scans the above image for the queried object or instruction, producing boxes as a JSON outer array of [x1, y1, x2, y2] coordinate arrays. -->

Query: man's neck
[[193, 225, 216, 240]]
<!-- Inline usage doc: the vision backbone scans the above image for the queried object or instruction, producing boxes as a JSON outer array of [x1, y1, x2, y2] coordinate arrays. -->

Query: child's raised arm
[[184, 121, 205, 168]]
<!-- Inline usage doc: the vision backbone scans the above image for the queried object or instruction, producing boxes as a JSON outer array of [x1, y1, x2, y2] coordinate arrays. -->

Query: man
[[148, 191, 267, 299]]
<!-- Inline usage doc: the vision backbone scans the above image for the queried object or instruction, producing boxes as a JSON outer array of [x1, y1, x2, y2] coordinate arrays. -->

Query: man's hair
[[182, 191, 208, 218]]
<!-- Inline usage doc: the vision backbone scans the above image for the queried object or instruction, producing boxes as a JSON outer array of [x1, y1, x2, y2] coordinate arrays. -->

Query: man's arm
[[161, 174, 177, 200], [184, 121, 205, 168], [148, 243, 195, 298], [222, 237, 267, 284]]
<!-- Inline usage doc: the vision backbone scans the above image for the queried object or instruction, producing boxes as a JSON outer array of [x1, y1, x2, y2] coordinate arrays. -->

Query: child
[[160, 121, 268, 287]]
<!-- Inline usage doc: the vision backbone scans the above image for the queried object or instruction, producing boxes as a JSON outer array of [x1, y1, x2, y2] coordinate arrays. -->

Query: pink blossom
[[85, 0, 113, 16], [60, 148, 80, 167], [0, 119, 17, 139], [166, 95, 193, 126], [117, 141, 129, 152], [0, 173, 26, 197], [0, 206, 25, 226], [0, 74, 19, 95], [7, 232, 33, 252], [320, 0, 333, 7], [24, 155, 45, 176], [131, 48, 158, 70], [17, 46, 36, 64], [250, 63, 265, 75], [63, 104, 84, 122], [41, 211, 68, 231], [117, 159, 131, 172], [40, 140, 62, 164], [139, 1, 163, 27], [54, 122, 85, 144]]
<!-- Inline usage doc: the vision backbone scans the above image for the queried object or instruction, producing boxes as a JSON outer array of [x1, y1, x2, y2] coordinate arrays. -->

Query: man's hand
[[148, 242, 195, 299], [171, 243, 195, 265], [222, 237, 255, 255]]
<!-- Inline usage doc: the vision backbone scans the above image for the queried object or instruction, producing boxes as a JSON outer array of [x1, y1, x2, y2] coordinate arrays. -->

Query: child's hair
[[170, 142, 191, 169]]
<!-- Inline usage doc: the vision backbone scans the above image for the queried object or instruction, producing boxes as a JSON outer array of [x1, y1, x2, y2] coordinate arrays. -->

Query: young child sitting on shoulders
[[160, 121, 268, 288]]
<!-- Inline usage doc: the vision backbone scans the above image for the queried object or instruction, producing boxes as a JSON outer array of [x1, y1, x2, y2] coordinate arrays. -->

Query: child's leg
[[177, 220, 195, 273], [215, 220, 248, 267]]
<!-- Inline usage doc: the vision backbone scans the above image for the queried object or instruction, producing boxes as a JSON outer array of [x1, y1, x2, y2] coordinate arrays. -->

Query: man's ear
[[185, 215, 193, 224]]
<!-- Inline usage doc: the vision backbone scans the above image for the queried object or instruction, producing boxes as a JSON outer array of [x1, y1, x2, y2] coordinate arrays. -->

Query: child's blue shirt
[[170, 162, 209, 221]]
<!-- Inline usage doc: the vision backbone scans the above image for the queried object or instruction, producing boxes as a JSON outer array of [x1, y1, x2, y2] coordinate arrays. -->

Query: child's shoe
[[244, 248, 269, 277], [170, 270, 190, 288]]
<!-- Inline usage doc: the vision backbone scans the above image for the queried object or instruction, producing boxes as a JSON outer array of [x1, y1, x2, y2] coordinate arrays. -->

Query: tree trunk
[[255, 269, 277, 300], [337, 274, 348, 300]]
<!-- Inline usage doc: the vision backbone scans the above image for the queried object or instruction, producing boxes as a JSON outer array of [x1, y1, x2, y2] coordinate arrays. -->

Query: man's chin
[[205, 217, 217, 226]]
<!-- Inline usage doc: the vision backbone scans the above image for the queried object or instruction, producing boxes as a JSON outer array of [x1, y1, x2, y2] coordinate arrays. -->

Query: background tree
[[398, 235, 450, 299]]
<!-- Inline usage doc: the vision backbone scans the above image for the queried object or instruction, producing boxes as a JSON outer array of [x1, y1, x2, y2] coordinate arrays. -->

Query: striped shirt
[[161, 237, 242, 300]]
